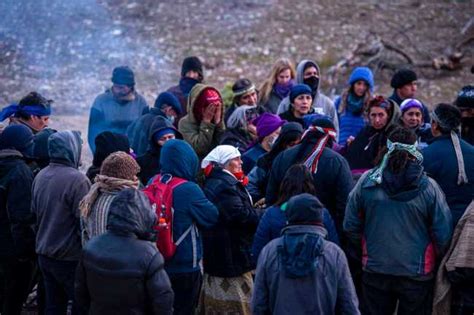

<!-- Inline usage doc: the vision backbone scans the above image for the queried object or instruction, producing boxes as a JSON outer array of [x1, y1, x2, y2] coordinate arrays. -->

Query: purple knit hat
[[253, 113, 286, 139], [400, 98, 423, 113]]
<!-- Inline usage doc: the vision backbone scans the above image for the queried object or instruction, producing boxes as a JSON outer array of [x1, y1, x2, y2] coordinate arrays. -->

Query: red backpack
[[143, 174, 188, 260]]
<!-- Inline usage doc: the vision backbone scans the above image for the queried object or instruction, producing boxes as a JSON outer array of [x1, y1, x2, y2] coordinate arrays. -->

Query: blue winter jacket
[[88, 89, 148, 153], [344, 167, 453, 279], [423, 135, 474, 224], [242, 143, 267, 175], [251, 205, 340, 263], [157, 139, 219, 274], [335, 96, 366, 145]]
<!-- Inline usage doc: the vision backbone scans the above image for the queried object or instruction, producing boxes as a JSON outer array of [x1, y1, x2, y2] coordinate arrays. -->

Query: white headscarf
[[201, 145, 241, 168]]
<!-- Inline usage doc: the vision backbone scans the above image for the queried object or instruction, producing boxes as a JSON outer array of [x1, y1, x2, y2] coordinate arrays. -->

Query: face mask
[[167, 115, 176, 124], [268, 135, 278, 148], [303, 76, 319, 93]]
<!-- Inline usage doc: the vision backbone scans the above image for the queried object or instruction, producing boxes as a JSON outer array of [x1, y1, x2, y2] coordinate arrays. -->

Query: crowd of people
[[0, 55, 473, 315]]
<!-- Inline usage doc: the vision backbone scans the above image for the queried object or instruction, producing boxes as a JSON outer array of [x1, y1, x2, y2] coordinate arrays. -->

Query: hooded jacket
[[126, 107, 167, 156], [136, 117, 182, 185], [276, 60, 339, 135], [75, 189, 174, 315], [157, 139, 219, 274], [88, 89, 148, 153], [252, 225, 359, 315], [0, 149, 35, 259], [178, 84, 225, 160], [33, 131, 91, 260], [344, 168, 453, 279]]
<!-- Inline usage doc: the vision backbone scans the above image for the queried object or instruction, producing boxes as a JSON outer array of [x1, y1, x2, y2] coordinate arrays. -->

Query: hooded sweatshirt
[[276, 60, 339, 136], [33, 131, 91, 261], [178, 84, 225, 160]]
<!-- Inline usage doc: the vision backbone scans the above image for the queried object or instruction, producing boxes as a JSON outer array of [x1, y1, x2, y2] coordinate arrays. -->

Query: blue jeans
[[38, 255, 78, 315]]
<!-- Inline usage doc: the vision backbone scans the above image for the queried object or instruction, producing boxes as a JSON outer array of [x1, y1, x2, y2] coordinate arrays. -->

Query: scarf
[[273, 80, 294, 99], [79, 175, 139, 217], [346, 92, 365, 114], [301, 126, 337, 173], [179, 77, 199, 97], [369, 139, 424, 184]]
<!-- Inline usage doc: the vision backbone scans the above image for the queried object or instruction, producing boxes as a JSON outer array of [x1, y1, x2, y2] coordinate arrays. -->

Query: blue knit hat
[[0, 124, 34, 157], [111, 66, 135, 86], [153, 128, 176, 143], [348, 67, 374, 92], [154, 92, 182, 115], [289, 84, 312, 103]]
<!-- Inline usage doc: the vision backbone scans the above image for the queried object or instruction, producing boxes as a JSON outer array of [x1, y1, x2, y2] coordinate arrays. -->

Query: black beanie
[[93, 131, 131, 167], [111, 66, 135, 87], [181, 56, 203, 79], [390, 69, 417, 89], [455, 85, 474, 109], [285, 193, 324, 224]]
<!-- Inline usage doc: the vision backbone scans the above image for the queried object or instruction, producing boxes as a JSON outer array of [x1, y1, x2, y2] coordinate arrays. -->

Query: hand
[[213, 102, 222, 125], [346, 136, 355, 146], [254, 198, 266, 209], [202, 104, 216, 124]]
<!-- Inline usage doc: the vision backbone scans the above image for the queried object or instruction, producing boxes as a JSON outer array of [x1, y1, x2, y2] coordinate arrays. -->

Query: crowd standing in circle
[[0, 56, 473, 315]]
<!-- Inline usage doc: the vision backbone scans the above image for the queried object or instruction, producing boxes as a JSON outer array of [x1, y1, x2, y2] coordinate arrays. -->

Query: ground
[[0, 0, 472, 165]]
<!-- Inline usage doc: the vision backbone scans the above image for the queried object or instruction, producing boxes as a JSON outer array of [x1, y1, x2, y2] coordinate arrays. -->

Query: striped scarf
[[301, 126, 337, 173]]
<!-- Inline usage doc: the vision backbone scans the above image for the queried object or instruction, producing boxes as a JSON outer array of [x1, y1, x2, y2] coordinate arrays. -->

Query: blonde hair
[[258, 58, 296, 106]]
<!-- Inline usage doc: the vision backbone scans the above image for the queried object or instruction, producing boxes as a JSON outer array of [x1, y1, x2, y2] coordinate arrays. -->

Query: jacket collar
[[281, 224, 327, 238]]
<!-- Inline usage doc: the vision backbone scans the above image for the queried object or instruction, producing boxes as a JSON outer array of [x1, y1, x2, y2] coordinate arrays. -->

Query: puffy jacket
[[178, 84, 225, 160], [251, 204, 339, 263], [202, 167, 260, 277], [157, 139, 219, 274], [88, 89, 148, 153], [423, 135, 474, 224], [252, 225, 360, 315], [344, 165, 453, 279], [0, 149, 35, 259], [75, 189, 174, 315]]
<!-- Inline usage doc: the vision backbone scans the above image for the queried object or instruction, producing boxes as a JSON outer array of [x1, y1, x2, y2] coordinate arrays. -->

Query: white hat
[[201, 145, 241, 168]]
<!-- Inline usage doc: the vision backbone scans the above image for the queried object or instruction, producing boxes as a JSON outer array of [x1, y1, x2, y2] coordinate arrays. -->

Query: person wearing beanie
[[247, 122, 303, 202], [279, 84, 314, 127], [75, 189, 174, 314], [389, 68, 431, 122], [335, 67, 373, 145], [343, 96, 401, 177], [136, 116, 183, 185], [32, 130, 91, 314], [455, 85, 474, 145], [224, 78, 265, 125], [88, 66, 148, 153], [241, 113, 286, 174], [80, 151, 141, 246], [345, 126, 452, 315], [178, 84, 225, 160], [398, 98, 433, 149], [167, 56, 205, 117], [0, 125, 37, 314], [127, 91, 182, 156], [276, 59, 339, 136], [423, 103, 474, 225], [266, 117, 352, 243], [0, 91, 52, 134], [252, 193, 359, 315], [200, 145, 261, 314], [258, 58, 296, 114], [86, 131, 131, 182]]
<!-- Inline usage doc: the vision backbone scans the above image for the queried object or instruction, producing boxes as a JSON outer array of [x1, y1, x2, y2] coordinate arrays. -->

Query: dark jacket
[[75, 189, 174, 315], [127, 107, 167, 156], [279, 109, 306, 127], [252, 225, 360, 315], [167, 77, 200, 117], [344, 166, 453, 279], [219, 128, 253, 154], [158, 139, 219, 274], [0, 149, 35, 259], [423, 135, 474, 224], [32, 131, 91, 261], [266, 143, 353, 236], [136, 117, 182, 185], [202, 167, 260, 277], [242, 143, 267, 175], [88, 89, 148, 153], [251, 204, 339, 263]]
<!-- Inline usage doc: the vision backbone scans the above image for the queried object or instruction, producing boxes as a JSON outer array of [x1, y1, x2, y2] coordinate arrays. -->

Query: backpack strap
[[175, 225, 193, 246]]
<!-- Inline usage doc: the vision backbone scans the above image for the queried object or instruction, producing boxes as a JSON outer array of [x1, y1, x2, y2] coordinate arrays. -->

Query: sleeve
[[265, 153, 283, 206], [334, 157, 354, 233], [247, 166, 265, 202], [178, 119, 218, 158], [428, 180, 453, 257], [146, 253, 174, 315], [251, 210, 274, 263], [251, 244, 271, 315], [71, 177, 92, 242], [8, 165, 35, 259], [343, 173, 365, 246], [335, 248, 361, 315], [322, 209, 340, 245], [87, 103, 105, 154], [74, 258, 91, 313], [185, 183, 219, 229]]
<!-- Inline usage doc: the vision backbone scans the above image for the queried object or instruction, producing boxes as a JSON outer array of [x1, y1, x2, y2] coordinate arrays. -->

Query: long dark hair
[[375, 126, 417, 174], [275, 164, 317, 206]]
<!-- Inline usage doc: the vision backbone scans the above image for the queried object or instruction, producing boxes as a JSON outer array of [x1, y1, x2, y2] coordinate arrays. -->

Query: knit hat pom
[[100, 151, 140, 180]]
